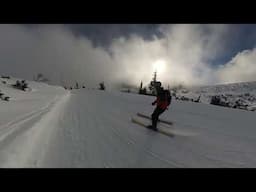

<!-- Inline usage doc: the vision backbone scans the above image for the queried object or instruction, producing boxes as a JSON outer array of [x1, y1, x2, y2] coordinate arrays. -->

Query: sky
[[0, 24, 256, 89]]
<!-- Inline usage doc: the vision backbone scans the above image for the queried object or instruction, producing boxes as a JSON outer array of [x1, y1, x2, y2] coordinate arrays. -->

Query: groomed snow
[[1, 79, 256, 167]]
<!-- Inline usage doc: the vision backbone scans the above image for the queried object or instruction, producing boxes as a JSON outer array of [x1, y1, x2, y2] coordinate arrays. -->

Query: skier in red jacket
[[148, 86, 172, 131]]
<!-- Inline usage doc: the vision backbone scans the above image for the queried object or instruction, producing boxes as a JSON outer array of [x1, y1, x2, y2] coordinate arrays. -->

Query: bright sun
[[152, 59, 166, 73]]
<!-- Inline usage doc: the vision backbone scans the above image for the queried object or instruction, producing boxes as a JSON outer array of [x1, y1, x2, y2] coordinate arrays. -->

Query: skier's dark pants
[[151, 107, 166, 128]]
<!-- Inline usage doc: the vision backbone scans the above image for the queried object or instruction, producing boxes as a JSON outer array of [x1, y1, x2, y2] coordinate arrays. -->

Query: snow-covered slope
[[175, 81, 256, 111], [0, 76, 68, 144], [0, 83, 256, 168]]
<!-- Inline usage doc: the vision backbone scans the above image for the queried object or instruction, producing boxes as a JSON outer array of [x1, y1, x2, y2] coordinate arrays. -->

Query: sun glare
[[152, 59, 166, 73]]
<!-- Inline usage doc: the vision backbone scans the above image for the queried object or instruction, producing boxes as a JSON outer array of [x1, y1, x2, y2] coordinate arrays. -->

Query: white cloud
[[216, 48, 256, 84], [0, 24, 255, 90], [108, 24, 230, 87]]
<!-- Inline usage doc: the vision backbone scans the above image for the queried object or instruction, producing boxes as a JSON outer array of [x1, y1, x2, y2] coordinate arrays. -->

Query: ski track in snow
[[1, 88, 256, 167], [0, 93, 70, 167]]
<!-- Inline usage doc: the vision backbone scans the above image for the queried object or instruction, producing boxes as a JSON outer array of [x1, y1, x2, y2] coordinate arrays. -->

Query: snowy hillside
[[0, 78, 256, 168], [0, 76, 68, 143], [175, 81, 256, 111]]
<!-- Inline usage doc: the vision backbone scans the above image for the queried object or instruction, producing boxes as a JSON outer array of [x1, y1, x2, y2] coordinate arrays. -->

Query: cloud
[[216, 48, 256, 84], [0, 24, 255, 90], [109, 24, 230, 87], [0, 24, 114, 88]]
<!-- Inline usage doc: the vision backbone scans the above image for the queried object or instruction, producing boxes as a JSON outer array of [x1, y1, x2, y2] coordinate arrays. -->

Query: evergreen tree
[[139, 81, 143, 94], [99, 82, 105, 90]]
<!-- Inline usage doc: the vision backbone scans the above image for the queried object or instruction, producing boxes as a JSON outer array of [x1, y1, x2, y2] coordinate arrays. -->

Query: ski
[[131, 117, 174, 138], [137, 113, 173, 125]]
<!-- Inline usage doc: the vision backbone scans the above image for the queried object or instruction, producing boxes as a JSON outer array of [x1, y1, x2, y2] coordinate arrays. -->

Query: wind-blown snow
[[0, 78, 256, 167]]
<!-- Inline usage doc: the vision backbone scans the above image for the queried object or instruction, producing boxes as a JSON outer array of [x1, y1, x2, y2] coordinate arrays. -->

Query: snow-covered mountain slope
[[0, 84, 255, 168], [0, 76, 68, 138], [175, 81, 256, 111]]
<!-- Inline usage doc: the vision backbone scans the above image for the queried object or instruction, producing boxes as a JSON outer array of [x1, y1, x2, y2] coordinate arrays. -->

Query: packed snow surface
[[0, 78, 256, 167]]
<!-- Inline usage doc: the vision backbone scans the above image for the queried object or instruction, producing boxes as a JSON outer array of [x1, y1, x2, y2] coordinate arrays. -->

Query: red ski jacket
[[152, 92, 171, 110]]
